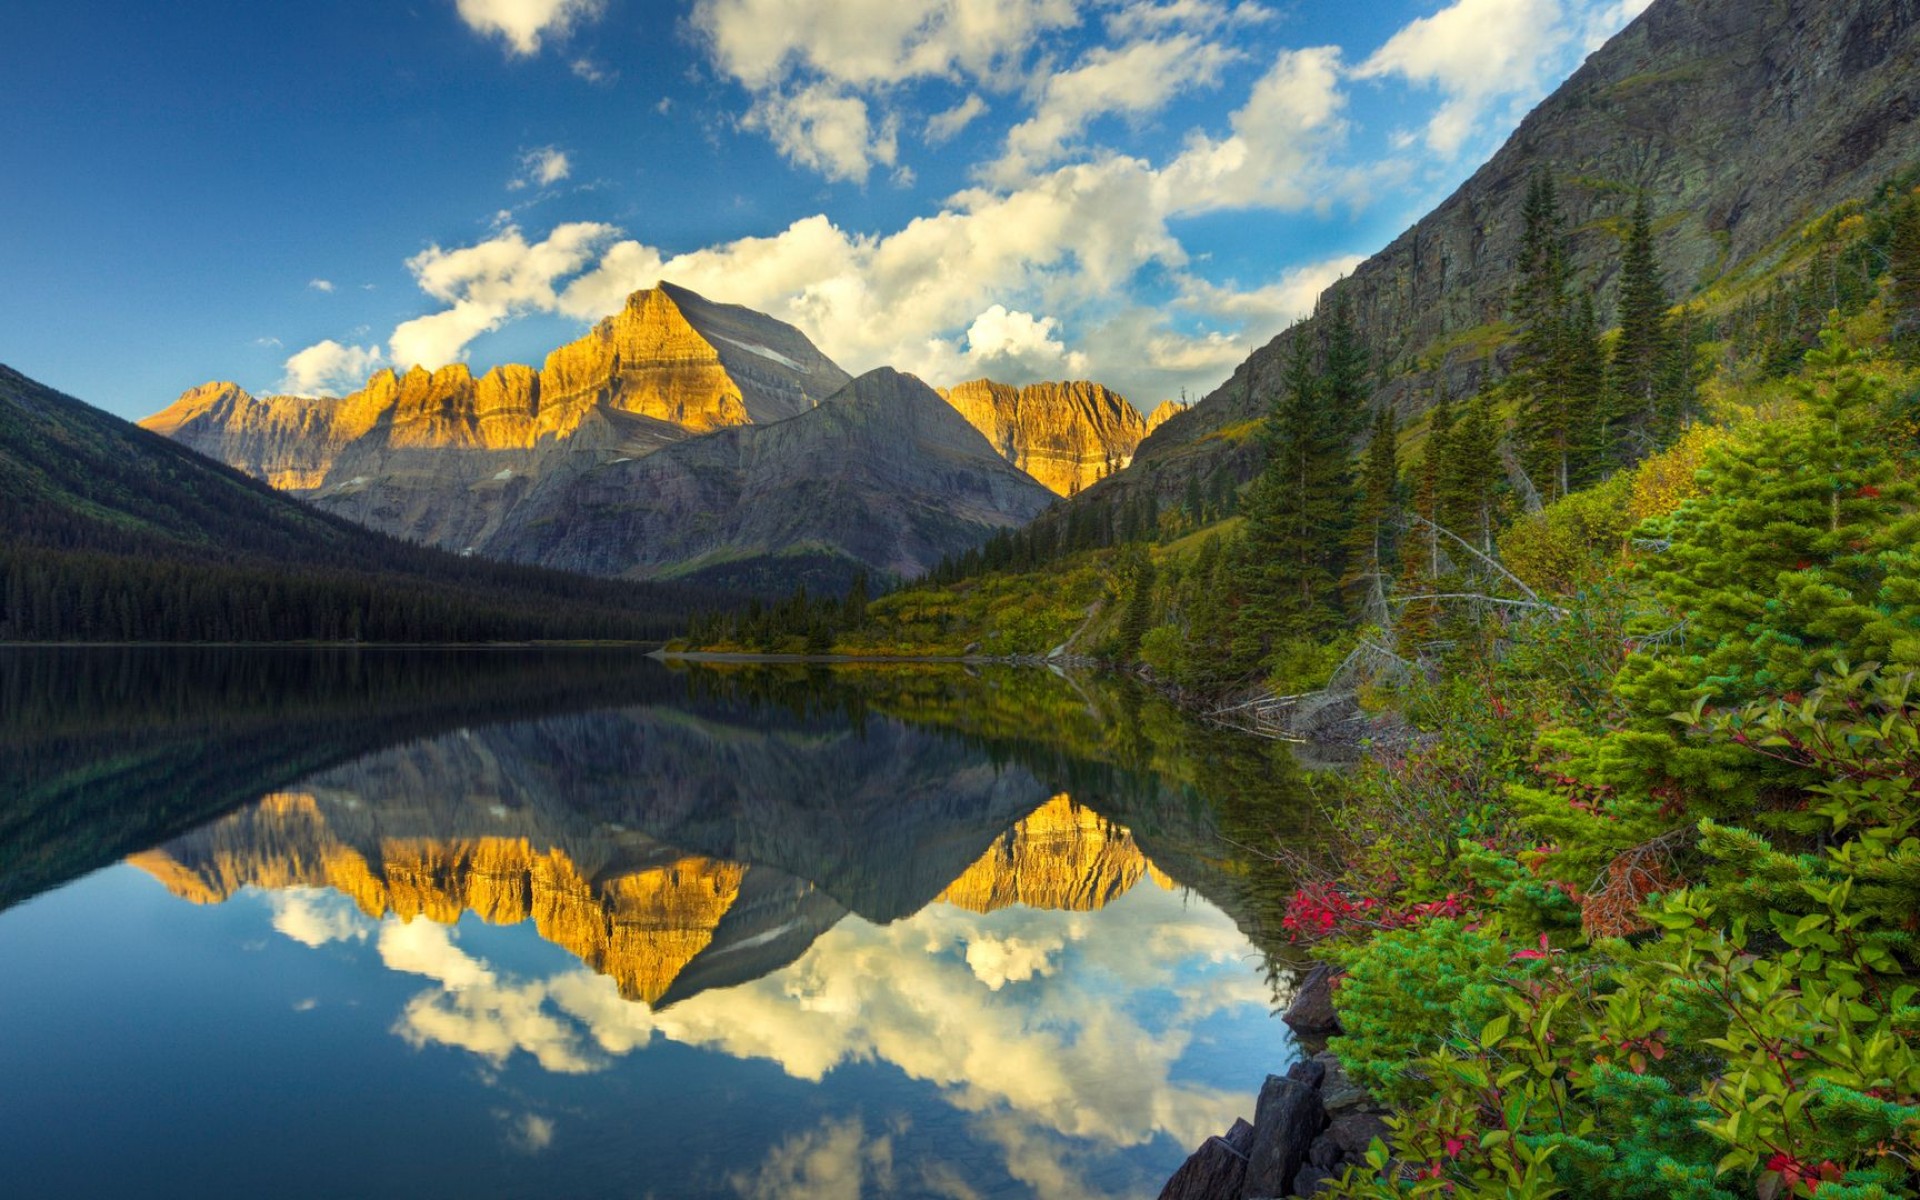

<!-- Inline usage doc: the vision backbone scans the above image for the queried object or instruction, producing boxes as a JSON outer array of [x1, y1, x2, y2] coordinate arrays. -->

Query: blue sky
[[2, 0, 1652, 419]]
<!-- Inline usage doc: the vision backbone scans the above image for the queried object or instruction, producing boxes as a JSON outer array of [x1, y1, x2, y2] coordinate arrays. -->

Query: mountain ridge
[[1088, 0, 1920, 509]]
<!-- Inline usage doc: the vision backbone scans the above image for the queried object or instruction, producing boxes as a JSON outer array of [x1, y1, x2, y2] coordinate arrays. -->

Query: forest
[[689, 175, 1920, 1196], [0, 366, 720, 642]]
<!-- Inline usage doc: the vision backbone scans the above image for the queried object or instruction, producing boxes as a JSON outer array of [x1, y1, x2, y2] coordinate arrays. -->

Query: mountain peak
[[938, 377, 1148, 496]]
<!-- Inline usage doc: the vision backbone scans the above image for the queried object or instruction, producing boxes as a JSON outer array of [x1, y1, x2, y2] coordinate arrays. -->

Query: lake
[[0, 648, 1320, 1199]]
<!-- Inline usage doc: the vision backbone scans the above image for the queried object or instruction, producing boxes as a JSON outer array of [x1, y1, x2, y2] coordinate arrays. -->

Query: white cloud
[[742, 84, 898, 185], [690, 0, 1078, 92], [379, 919, 495, 989], [985, 35, 1239, 186], [279, 339, 384, 396], [267, 889, 372, 947], [1175, 253, 1365, 324], [1581, 0, 1654, 49], [956, 305, 1088, 379], [926, 94, 990, 145], [375, 885, 1259, 1150], [570, 57, 613, 84], [455, 0, 605, 57], [499, 1111, 556, 1154], [1103, 0, 1271, 39], [389, 221, 620, 368], [510, 146, 572, 190], [1157, 44, 1350, 215], [1354, 0, 1566, 156], [308, 278, 335, 293], [729, 1117, 894, 1200], [963, 928, 1065, 989]]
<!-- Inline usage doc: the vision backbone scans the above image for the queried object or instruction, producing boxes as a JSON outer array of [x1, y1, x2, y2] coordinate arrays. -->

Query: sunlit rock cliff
[[142, 288, 1051, 587], [131, 784, 1175, 1007], [937, 794, 1173, 912], [938, 379, 1149, 497]]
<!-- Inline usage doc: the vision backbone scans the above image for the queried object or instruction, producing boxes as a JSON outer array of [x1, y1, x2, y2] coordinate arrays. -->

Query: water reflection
[[0, 649, 1322, 1199]]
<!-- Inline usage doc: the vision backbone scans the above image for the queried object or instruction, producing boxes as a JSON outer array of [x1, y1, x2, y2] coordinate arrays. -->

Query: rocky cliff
[[130, 778, 1176, 1007], [141, 288, 1054, 586], [938, 378, 1149, 496], [937, 793, 1171, 913], [1097, 0, 1920, 507], [140, 282, 854, 560], [485, 367, 1056, 588]]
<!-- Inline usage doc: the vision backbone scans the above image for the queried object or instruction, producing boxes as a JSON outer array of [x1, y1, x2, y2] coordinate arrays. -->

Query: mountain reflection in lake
[[0, 650, 1321, 1199]]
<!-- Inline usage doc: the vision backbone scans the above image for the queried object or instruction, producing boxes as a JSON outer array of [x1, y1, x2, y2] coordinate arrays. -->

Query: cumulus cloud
[[569, 57, 613, 84], [1354, 0, 1566, 156], [372, 884, 1256, 1150], [455, 0, 605, 57], [690, 0, 1077, 92], [279, 339, 383, 396], [926, 94, 990, 145], [499, 1110, 556, 1154], [1157, 44, 1350, 215], [388, 221, 620, 368], [729, 1117, 895, 1200], [375, 132, 1339, 404], [510, 146, 572, 190], [963, 928, 1066, 989], [267, 889, 372, 947], [985, 34, 1239, 186], [1175, 253, 1366, 324], [742, 84, 898, 185], [307, 278, 335, 293]]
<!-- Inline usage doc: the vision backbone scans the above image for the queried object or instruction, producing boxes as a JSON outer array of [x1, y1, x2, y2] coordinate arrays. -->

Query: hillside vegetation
[[694, 179, 1920, 1193], [0, 366, 717, 642]]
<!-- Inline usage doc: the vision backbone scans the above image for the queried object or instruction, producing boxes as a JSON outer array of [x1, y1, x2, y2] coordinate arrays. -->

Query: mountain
[[478, 366, 1056, 589], [938, 378, 1151, 496], [127, 733, 1172, 1008], [1093, 0, 1920, 507], [142, 286, 1051, 588], [0, 365, 711, 642], [143, 283, 853, 555]]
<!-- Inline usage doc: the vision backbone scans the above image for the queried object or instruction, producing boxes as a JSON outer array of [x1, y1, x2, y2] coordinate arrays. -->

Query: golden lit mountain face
[[130, 791, 1173, 1006], [137, 283, 850, 515], [937, 794, 1172, 913], [938, 379, 1151, 497], [130, 793, 744, 1005], [1145, 399, 1189, 433]]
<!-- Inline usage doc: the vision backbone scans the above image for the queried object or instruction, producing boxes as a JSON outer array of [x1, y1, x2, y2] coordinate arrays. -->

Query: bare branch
[[1395, 592, 1569, 617], [1404, 512, 1546, 603]]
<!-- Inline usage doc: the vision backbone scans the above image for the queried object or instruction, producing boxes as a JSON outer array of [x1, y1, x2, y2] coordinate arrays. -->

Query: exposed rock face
[[937, 794, 1168, 912], [126, 709, 1178, 1007], [1146, 399, 1190, 433], [487, 367, 1057, 586], [1090, 0, 1920, 508], [141, 288, 1053, 584], [140, 282, 855, 562], [938, 378, 1148, 496]]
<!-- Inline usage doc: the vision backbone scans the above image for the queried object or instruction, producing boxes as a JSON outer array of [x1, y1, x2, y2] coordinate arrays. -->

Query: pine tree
[[1522, 327, 1920, 864], [1888, 193, 1920, 359], [1114, 543, 1156, 661], [1233, 331, 1353, 665], [1612, 194, 1673, 452], [1322, 294, 1371, 436], [1436, 388, 1503, 553], [1564, 291, 1610, 483], [1342, 403, 1401, 619], [1513, 172, 1571, 369]]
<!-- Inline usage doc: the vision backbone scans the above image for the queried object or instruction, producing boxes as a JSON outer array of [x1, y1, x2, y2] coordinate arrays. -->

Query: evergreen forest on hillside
[[687, 176, 1920, 1195], [0, 367, 724, 642]]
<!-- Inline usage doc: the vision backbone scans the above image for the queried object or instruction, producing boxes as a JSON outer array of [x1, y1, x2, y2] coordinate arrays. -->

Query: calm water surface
[[0, 649, 1318, 1199]]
